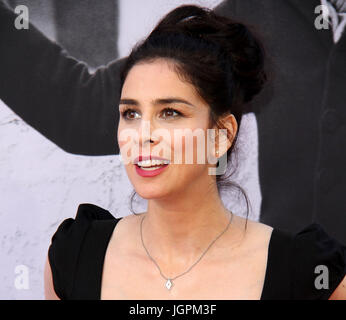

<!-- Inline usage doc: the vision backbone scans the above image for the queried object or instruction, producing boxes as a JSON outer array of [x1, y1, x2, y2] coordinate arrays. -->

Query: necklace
[[140, 211, 234, 290]]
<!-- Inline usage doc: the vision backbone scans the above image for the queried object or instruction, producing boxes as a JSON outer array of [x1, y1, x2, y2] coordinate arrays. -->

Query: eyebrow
[[119, 97, 196, 108]]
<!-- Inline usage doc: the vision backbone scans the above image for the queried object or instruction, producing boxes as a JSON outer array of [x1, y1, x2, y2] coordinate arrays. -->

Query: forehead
[[121, 59, 204, 105]]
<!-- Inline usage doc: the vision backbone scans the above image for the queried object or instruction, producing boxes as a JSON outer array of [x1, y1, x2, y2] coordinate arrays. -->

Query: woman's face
[[118, 58, 223, 200]]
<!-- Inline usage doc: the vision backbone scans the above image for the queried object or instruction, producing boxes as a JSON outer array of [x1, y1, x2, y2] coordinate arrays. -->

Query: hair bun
[[151, 5, 267, 107], [220, 20, 267, 104], [151, 5, 210, 29]]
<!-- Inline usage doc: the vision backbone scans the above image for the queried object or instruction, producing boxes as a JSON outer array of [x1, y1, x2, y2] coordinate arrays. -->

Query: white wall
[[0, 0, 261, 299], [118, 0, 224, 57]]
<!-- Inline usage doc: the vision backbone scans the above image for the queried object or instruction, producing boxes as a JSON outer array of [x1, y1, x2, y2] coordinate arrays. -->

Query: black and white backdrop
[[1, 0, 345, 299]]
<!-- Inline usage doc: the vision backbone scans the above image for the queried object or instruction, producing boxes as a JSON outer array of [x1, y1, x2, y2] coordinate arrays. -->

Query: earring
[[215, 150, 219, 157]]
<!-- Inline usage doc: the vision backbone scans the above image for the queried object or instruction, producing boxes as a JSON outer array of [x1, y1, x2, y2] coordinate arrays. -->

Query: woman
[[44, 5, 346, 300]]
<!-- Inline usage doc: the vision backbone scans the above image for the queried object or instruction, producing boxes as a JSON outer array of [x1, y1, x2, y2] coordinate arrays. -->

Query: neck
[[141, 179, 234, 273]]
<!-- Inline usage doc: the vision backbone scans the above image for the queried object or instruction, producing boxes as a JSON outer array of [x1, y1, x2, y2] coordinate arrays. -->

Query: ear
[[213, 113, 237, 157]]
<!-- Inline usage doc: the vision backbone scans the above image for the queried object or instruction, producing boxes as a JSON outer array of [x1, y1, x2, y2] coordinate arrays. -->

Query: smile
[[135, 161, 169, 177]]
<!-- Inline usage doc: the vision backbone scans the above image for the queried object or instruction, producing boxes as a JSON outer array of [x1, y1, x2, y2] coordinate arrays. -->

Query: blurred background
[[0, 0, 260, 299]]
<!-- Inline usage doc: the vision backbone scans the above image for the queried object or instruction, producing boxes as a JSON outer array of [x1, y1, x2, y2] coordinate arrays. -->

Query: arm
[[44, 255, 60, 300], [0, 0, 125, 155]]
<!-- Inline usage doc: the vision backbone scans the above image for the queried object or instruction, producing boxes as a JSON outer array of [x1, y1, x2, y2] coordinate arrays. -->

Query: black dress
[[48, 204, 346, 300]]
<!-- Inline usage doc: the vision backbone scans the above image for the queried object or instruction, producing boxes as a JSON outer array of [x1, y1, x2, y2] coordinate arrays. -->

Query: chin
[[126, 165, 172, 198], [135, 188, 171, 200]]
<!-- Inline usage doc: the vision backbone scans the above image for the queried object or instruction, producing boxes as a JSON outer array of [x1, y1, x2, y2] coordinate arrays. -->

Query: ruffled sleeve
[[48, 203, 116, 300], [291, 223, 346, 300]]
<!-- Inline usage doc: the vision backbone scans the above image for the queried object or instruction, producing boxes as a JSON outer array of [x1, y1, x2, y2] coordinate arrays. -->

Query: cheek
[[175, 127, 210, 166], [170, 130, 210, 185], [118, 122, 141, 165], [117, 123, 125, 150]]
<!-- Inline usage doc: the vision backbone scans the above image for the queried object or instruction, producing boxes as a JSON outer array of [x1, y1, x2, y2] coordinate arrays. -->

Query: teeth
[[140, 166, 164, 171], [137, 159, 170, 167]]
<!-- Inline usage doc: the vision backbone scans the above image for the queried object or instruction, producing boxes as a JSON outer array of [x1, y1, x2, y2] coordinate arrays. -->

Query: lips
[[135, 163, 169, 177], [133, 155, 170, 177]]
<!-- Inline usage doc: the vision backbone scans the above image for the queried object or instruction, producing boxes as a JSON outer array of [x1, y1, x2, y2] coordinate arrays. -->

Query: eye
[[160, 108, 182, 119], [120, 107, 183, 120], [120, 107, 140, 120]]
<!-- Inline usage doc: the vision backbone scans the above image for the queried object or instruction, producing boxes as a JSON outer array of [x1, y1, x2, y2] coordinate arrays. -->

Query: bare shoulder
[[111, 213, 142, 232], [109, 212, 274, 258], [44, 255, 60, 300], [115, 212, 145, 233], [247, 217, 274, 236], [107, 212, 146, 251], [114, 213, 274, 245], [232, 214, 274, 241], [329, 274, 346, 300], [224, 214, 274, 258]]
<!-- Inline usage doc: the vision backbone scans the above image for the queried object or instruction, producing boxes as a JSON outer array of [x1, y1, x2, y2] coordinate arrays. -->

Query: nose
[[136, 119, 160, 151]]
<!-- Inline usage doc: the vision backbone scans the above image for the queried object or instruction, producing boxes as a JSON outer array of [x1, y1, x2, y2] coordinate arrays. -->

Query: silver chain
[[140, 210, 233, 289]]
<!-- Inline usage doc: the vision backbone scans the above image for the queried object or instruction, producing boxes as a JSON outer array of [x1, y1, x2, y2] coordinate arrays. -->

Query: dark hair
[[119, 5, 267, 229]]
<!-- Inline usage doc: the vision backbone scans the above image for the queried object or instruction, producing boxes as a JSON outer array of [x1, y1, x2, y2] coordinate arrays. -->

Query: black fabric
[[48, 203, 118, 299], [260, 228, 294, 300], [48, 203, 346, 300]]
